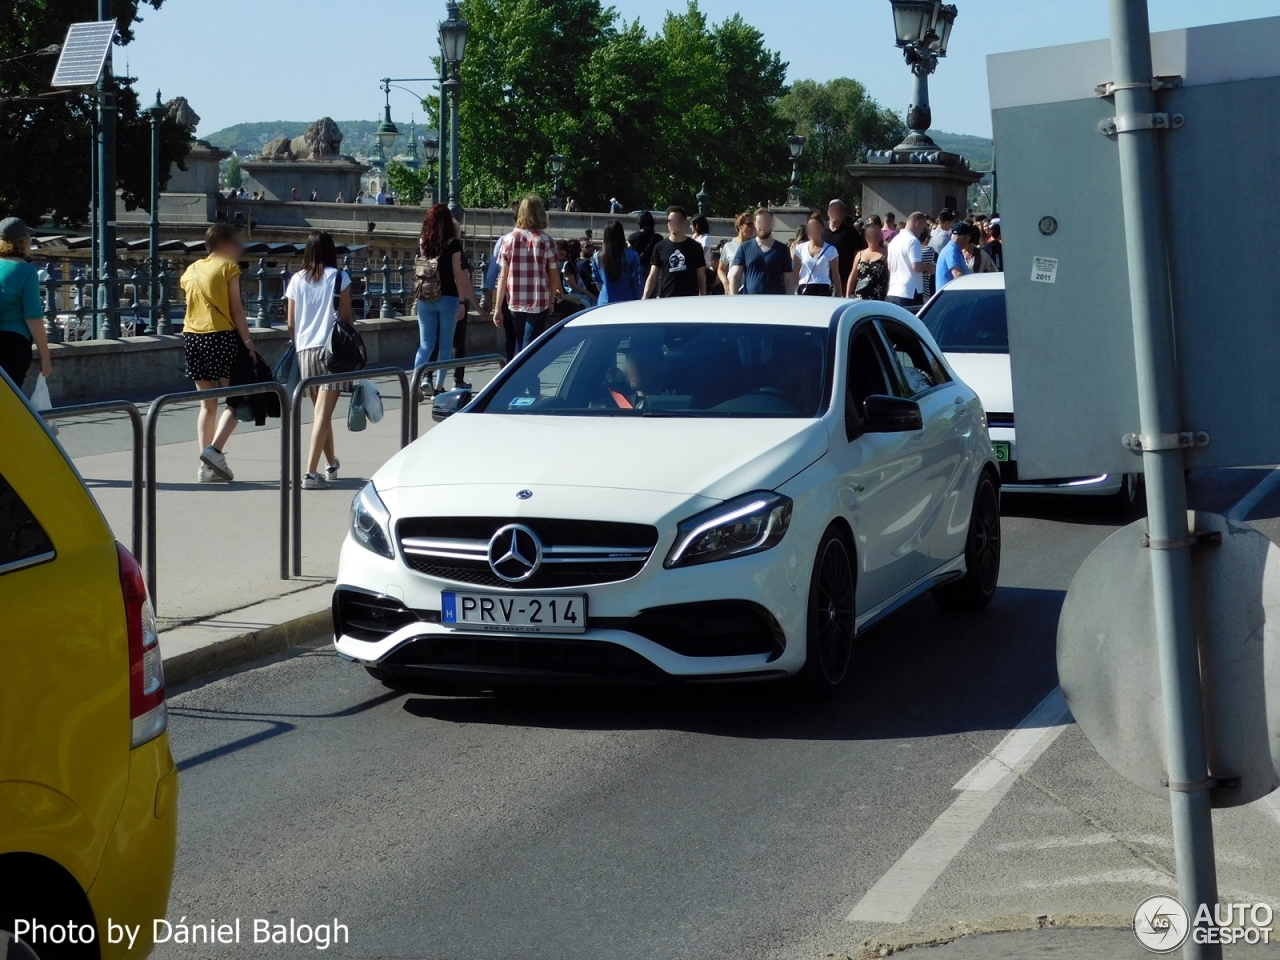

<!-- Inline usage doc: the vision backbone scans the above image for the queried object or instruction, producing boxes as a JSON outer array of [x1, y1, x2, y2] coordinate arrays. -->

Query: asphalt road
[[155, 471, 1280, 960]]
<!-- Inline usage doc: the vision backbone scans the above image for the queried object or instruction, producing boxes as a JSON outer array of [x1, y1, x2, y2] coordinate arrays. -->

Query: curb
[[848, 913, 1131, 959], [163, 607, 333, 688]]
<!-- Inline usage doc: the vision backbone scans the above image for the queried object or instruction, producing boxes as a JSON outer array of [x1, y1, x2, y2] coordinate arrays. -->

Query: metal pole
[[97, 0, 118, 338], [1107, 1, 1219, 954], [438, 64, 449, 208], [89, 116, 98, 335], [148, 93, 162, 334], [448, 72, 462, 219]]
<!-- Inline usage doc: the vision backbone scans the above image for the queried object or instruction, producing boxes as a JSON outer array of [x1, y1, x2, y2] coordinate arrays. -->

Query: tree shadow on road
[[400, 585, 1066, 744]]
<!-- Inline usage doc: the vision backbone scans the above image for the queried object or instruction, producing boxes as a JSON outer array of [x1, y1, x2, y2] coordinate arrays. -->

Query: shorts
[[184, 330, 241, 382], [298, 346, 348, 392]]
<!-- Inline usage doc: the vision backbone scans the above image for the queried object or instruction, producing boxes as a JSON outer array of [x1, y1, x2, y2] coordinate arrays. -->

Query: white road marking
[[1225, 466, 1280, 521], [847, 687, 1072, 924], [1021, 867, 1175, 890]]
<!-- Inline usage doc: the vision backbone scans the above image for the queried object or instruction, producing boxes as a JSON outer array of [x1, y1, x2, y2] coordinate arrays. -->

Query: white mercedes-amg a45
[[333, 297, 1001, 695]]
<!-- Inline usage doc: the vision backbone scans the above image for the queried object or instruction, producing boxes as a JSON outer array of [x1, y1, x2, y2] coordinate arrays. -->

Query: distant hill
[[204, 120, 437, 160], [929, 130, 993, 171]]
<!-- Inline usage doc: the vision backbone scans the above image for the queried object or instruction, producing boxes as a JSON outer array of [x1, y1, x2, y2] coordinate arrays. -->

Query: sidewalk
[[61, 368, 497, 685], [850, 923, 1260, 958]]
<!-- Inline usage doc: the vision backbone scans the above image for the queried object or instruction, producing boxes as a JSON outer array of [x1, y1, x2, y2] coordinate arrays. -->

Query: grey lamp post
[[146, 91, 167, 334], [888, 0, 957, 151], [439, 0, 470, 219], [423, 135, 441, 206], [549, 153, 566, 210], [696, 182, 711, 217], [786, 135, 806, 207], [376, 79, 402, 162]]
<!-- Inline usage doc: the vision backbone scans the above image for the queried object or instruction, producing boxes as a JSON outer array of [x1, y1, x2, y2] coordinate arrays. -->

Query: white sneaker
[[325, 459, 340, 481], [197, 463, 219, 483], [199, 445, 233, 482], [302, 472, 328, 489]]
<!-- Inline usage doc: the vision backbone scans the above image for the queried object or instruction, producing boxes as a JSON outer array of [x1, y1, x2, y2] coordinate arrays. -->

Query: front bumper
[[989, 426, 1125, 496], [334, 527, 812, 684]]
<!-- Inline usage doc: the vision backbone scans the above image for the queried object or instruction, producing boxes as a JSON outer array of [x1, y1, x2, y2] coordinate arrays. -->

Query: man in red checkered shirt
[[494, 195, 563, 353]]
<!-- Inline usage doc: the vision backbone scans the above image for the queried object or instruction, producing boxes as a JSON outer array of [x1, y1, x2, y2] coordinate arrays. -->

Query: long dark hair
[[301, 230, 337, 282], [419, 203, 456, 258], [601, 219, 626, 281]]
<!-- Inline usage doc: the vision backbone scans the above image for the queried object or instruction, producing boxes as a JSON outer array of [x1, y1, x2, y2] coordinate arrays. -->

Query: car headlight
[[664, 491, 793, 568], [351, 482, 394, 559]]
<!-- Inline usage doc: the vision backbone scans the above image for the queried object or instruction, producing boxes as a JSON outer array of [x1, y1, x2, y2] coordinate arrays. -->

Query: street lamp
[[696, 182, 710, 217], [786, 134, 806, 207], [146, 90, 167, 334], [423, 135, 440, 206], [439, 0, 470, 219], [376, 79, 401, 160], [549, 153, 566, 210], [888, 0, 957, 151]]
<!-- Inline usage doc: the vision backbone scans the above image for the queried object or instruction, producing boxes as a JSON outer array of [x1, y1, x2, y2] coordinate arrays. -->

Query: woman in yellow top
[[180, 223, 254, 483]]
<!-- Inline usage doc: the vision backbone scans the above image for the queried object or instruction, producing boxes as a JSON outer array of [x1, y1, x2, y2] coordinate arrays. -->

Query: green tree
[[225, 154, 242, 188], [386, 161, 430, 206], [775, 78, 905, 210], [0, 0, 193, 226]]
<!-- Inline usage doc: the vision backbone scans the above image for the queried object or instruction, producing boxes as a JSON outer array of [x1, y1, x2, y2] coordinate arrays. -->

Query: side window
[[879, 319, 949, 398], [0, 472, 55, 576], [846, 327, 893, 439]]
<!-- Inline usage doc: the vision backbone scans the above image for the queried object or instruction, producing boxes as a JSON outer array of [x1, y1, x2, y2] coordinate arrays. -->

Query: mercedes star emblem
[[488, 524, 543, 583], [517, 489, 533, 500]]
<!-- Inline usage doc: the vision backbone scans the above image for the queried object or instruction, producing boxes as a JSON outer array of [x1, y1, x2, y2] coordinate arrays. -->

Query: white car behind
[[918, 273, 1141, 506]]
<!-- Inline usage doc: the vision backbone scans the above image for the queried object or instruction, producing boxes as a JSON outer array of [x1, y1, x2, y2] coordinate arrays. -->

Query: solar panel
[[50, 21, 117, 89]]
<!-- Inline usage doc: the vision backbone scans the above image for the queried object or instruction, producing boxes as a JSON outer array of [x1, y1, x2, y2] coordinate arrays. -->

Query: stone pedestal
[[240, 159, 370, 203], [847, 161, 983, 219], [165, 140, 228, 194]]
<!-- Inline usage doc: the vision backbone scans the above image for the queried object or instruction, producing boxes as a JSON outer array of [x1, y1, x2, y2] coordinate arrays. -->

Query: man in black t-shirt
[[823, 199, 864, 294], [643, 206, 707, 298]]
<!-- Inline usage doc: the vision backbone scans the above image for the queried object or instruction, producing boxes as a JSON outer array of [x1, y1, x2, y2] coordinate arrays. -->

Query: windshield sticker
[[509, 397, 537, 408]]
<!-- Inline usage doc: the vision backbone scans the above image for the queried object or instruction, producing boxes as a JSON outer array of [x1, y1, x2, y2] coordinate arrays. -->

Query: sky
[[122, 0, 1279, 140]]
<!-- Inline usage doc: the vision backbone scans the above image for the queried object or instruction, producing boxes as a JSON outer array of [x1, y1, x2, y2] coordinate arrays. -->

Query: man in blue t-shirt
[[935, 223, 976, 291], [728, 207, 796, 296]]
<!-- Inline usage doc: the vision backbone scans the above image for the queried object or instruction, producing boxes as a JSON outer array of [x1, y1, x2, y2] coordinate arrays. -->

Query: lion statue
[[164, 96, 200, 132], [260, 118, 345, 161]]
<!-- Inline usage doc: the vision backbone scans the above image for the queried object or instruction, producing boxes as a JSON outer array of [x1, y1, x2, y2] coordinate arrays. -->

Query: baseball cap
[[0, 217, 30, 242]]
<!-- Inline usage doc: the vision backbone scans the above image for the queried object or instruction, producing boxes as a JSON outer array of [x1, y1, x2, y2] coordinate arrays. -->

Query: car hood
[[944, 352, 1013, 414], [375, 414, 829, 501]]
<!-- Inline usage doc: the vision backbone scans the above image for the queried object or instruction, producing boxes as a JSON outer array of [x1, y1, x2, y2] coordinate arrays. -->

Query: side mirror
[[862, 394, 923, 433], [431, 388, 473, 422]]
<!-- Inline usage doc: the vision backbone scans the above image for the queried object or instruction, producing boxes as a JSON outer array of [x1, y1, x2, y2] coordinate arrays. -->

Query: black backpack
[[322, 272, 367, 373]]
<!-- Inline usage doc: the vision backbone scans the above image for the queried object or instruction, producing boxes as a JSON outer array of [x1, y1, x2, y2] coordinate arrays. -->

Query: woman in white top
[[286, 230, 353, 489], [793, 214, 841, 296], [691, 214, 714, 261]]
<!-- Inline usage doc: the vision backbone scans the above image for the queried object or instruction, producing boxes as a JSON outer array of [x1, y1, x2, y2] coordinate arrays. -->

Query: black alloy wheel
[[797, 527, 857, 696], [934, 472, 1001, 610]]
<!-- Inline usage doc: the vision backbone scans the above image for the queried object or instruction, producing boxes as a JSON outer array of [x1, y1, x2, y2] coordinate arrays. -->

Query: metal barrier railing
[[408, 353, 507, 440], [144, 382, 291, 603], [290, 367, 411, 576], [42, 401, 144, 560]]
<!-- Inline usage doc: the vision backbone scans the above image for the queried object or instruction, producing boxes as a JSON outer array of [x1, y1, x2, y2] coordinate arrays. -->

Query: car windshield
[[478, 322, 828, 418], [920, 288, 1008, 354]]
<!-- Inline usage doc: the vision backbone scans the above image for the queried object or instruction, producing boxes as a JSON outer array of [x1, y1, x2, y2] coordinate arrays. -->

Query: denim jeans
[[415, 295, 460, 389], [512, 308, 550, 353]]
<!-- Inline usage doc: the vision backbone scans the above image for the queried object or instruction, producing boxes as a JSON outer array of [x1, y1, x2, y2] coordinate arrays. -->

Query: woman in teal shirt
[[0, 218, 52, 388]]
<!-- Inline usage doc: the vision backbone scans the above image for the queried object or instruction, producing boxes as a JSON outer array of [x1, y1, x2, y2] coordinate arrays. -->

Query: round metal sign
[[1038, 215, 1058, 236], [1058, 511, 1280, 807]]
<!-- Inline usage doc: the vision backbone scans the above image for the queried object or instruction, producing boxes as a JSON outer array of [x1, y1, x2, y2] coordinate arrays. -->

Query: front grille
[[397, 517, 660, 590], [333, 589, 440, 642], [383, 634, 663, 678], [595, 601, 784, 659]]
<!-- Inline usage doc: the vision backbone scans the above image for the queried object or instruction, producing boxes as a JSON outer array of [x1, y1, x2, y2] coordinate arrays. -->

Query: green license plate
[[993, 441, 1011, 462]]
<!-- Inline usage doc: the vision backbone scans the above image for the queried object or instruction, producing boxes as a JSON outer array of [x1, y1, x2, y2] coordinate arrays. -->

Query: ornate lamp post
[[549, 153, 566, 210], [786, 135, 806, 207], [146, 90, 167, 334], [376, 79, 402, 161], [439, 0, 470, 219], [888, 0, 957, 151], [696, 182, 711, 217], [423, 135, 441, 206]]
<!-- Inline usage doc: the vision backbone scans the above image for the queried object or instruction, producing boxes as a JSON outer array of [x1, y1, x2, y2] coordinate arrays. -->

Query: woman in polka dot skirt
[[180, 223, 254, 482]]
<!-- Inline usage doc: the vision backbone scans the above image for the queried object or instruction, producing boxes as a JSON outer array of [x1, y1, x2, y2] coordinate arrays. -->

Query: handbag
[[347, 381, 368, 432], [359, 379, 384, 424], [323, 317, 366, 374]]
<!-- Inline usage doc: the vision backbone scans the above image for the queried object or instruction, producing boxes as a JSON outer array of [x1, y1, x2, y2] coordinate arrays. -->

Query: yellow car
[[0, 372, 177, 960]]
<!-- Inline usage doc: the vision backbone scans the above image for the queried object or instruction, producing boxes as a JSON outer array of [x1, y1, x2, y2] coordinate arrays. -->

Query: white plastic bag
[[360, 380, 384, 424], [29, 374, 57, 435]]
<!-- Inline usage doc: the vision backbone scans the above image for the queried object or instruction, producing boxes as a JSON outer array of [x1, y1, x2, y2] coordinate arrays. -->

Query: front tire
[[934, 471, 1001, 610], [796, 526, 857, 697]]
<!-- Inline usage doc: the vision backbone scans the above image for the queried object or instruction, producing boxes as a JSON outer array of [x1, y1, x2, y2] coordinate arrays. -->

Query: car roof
[[567, 296, 846, 328], [939, 272, 1005, 291]]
